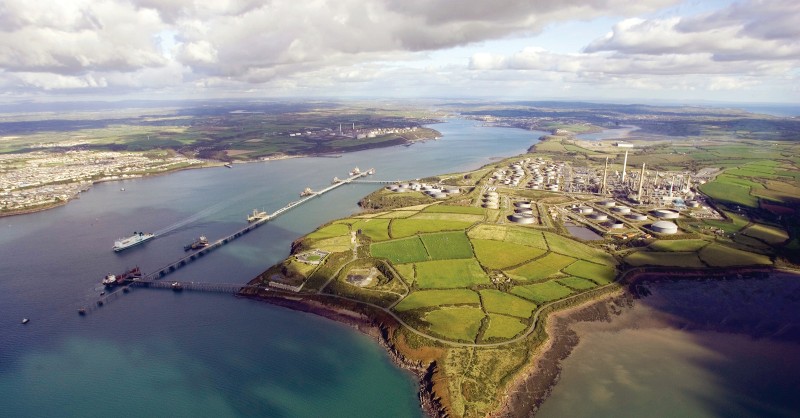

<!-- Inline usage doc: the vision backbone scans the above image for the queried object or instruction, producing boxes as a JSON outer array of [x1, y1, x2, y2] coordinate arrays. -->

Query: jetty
[[144, 168, 373, 280]]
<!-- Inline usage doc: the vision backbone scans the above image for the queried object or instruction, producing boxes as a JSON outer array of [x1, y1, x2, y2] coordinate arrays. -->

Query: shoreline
[[0, 131, 442, 219], [240, 265, 785, 417]]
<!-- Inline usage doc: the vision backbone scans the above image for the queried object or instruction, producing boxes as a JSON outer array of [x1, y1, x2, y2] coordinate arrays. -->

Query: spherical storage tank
[[653, 209, 679, 219], [651, 220, 678, 234]]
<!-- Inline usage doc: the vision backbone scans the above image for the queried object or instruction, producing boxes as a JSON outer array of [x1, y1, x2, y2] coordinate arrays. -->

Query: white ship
[[113, 232, 155, 252]]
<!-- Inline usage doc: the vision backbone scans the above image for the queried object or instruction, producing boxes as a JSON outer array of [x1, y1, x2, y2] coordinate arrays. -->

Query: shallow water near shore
[[537, 275, 800, 418], [0, 119, 545, 417]]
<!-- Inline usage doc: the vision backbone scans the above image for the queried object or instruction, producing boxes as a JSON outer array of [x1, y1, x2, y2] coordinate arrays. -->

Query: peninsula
[[244, 102, 799, 417]]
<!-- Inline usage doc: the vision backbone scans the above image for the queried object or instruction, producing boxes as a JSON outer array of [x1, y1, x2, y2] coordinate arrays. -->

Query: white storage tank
[[611, 206, 631, 215], [514, 201, 532, 209], [589, 213, 608, 221], [576, 206, 594, 215], [651, 220, 679, 234], [510, 213, 536, 224], [598, 199, 616, 207], [627, 213, 648, 221], [605, 221, 625, 229], [653, 209, 680, 219]]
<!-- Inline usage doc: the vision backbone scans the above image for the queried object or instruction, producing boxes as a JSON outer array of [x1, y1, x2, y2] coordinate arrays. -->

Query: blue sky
[[0, 0, 797, 103]]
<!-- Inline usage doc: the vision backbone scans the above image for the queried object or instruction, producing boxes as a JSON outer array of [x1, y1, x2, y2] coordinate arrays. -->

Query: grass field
[[415, 259, 490, 288], [563, 261, 617, 284], [390, 219, 475, 238], [699, 244, 772, 267], [479, 289, 537, 318], [704, 210, 750, 233], [424, 205, 485, 215], [352, 218, 392, 241], [424, 307, 486, 342], [370, 236, 429, 264], [699, 177, 759, 208], [543, 232, 616, 265], [305, 223, 350, 240], [741, 223, 789, 245], [649, 239, 710, 252], [624, 251, 706, 268], [394, 263, 415, 283], [468, 224, 548, 250], [507, 252, 576, 282], [471, 239, 547, 270], [557, 276, 598, 290], [420, 231, 474, 260], [309, 236, 351, 253], [511, 281, 573, 304], [410, 213, 486, 222], [483, 314, 527, 340], [394, 289, 480, 311], [375, 210, 418, 219]]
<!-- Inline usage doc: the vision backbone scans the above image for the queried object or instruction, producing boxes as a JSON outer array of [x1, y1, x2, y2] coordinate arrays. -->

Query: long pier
[[129, 279, 264, 293], [144, 169, 372, 281]]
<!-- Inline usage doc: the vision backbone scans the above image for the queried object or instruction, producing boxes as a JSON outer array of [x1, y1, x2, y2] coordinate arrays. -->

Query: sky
[[0, 0, 798, 103]]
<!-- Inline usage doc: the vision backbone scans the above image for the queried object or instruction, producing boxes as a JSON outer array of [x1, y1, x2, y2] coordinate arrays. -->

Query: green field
[[507, 252, 576, 282], [468, 224, 548, 250], [699, 177, 759, 208], [390, 219, 475, 238], [424, 307, 486, 342], [395, 289, 480, 311], [410, 212, 485, 223], [649, 239, 710, 252], [352, 218, 392, 241], [742, 223, 789, 245], [376, 210, 418, 219], [420, 231, 475, 260], [563, 261, 617, 284], [424, 205, 485, 215], [370, 236, 429, 264], [310, 236, 351, 253], [704, 210, 750, 233], [483, 314, 527, 340], [394, 263, 415, 283], [471, 239, 546, 270], [511, 281, 573, 304], [305, 223, 350, 240], [699, 244, 772, 267], [543, 231, 616, 265], [415, 259, 490, 288], [624, 251, 706, 268], [557, 276, 598, 290], [479, 289, 537, 318]]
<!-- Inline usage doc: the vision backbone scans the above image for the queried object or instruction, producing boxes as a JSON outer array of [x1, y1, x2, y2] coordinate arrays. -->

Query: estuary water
[[0, 119, 544, 417]]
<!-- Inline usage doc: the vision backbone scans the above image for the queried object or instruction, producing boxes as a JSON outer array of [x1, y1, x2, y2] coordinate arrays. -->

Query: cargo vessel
[[113, 232, 154, 252], [184, 235, 209, 251], [101, 267, 142, 287]]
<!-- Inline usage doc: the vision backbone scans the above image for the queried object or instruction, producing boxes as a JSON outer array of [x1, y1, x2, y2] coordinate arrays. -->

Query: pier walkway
[[144, 169, 372, 281]]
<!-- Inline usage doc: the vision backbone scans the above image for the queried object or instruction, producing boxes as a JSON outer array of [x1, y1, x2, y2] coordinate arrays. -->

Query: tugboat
[[101, 267, 142, 288], [184, 235, 209, 251]]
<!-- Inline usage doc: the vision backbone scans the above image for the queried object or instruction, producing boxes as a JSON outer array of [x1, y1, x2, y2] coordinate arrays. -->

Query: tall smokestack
[[669, 175, 675, 198], [621, 150, 629, 184], [638, 163, 646, 201], [339, 123, 342, 135], [352, 122, 355, 131], [601, 157, 609, 194]]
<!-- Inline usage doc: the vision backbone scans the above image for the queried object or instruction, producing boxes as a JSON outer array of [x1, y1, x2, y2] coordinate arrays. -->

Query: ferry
[[102, 267, 142, 288], [247, 209, 267, 222], [184, 235, 209, 251], [113, 232, 154, 252]]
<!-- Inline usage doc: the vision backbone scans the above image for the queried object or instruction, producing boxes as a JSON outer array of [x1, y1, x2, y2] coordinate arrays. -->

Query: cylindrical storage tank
[[589, 213, 608, 221], [515, 208, 534, 215], [510, 213, 536, 224], [686, 200, 700, 208], [576, 206, 594, 215], [387, 185, 398, 191], [605, 221, 625, 229], [514, 201, 532, 209], [611, 206, 631, 214], [627, 213, 647, 221], [433, 192, 448, 199], [651, 220, 678, 234], [482, 202, 499, 209], [445, 187, 460, 194], [482, 197, 499, 203], [598, 199, 616, 207], [653, 209, 679, 219]]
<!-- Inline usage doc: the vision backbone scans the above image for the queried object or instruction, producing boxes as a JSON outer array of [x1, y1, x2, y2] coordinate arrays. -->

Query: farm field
[[624, 251, 706, 268], [511, 281, 573, 304], [649, 239, 710, 252], [483, 315, 527, 340], [471, 239, 545, 270], [395, 289, 480, 311], [564, 261, 617, 284], [479, 289, 538, 318], [507, 252, 576, 282], [424, 307, 486, 342], [699, 244, 773, 267], [390, 218, 476, 238], [370, 236, 429, 264], [420, 231, 474, 260], [415, 259, 490, 288], [557, 276, 598, 290]]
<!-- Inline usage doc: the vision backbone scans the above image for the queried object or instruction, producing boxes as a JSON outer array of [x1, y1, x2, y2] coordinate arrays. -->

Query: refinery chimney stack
[[601, 157, 609, 194], [638, 163, 646, 201], [621, 150, 629, 184]]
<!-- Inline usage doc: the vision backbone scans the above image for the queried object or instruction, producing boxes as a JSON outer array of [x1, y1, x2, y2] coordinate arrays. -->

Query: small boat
[[78, 307, 87, 315], [120, 187, 125, 191], [21, 318, 29, 324], [224, 163, 233, 168]]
